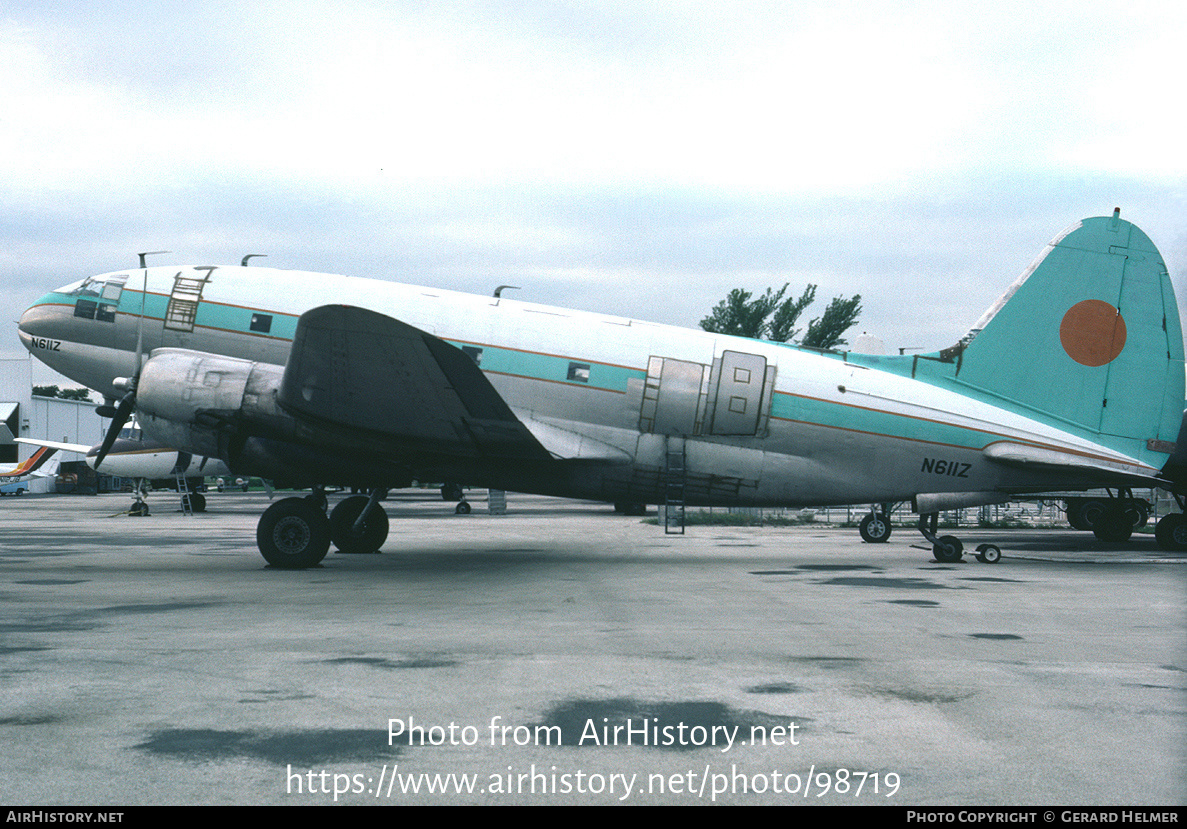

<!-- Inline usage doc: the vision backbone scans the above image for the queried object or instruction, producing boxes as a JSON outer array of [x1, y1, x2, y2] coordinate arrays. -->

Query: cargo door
[[709, 350, 772, 436]]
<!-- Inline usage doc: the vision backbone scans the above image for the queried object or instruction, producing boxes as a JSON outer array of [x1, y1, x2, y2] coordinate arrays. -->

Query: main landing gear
[[1154, 492, 1187, 552], [256, 488, 391, 568], [916, 513, 1001, 564], [125, 479, 150, 517], [442, 481, 473, 515]]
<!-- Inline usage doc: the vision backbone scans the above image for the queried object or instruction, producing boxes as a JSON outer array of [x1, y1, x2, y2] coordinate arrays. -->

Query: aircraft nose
[[18, 300, 60, 344]]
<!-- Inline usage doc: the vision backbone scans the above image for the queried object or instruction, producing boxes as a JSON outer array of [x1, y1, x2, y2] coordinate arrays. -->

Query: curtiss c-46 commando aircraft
[[17, 210, 1187, 567]]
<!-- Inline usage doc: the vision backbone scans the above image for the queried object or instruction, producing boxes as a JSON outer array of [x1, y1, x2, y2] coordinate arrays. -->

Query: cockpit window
[[72, 274, 128, 323]]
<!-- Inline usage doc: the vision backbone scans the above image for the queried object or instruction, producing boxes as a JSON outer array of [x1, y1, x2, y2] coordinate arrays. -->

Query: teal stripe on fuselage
[[443, 340, 641, 394], [88, 289, 641, 394], [191, 296, 299, 340], [770, 389, 989, 453]]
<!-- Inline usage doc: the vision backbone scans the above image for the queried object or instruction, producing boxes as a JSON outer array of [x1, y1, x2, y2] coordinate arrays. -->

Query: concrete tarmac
[[1, 491, 1184, 806]]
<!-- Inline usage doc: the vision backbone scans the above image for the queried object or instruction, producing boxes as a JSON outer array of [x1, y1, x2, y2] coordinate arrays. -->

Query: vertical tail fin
[[0, 445, 59, 478], [946, 211, 1184, 467]]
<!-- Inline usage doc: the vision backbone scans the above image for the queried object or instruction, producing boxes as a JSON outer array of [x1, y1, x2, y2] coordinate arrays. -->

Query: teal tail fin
[[939, 210, 1184, 467]]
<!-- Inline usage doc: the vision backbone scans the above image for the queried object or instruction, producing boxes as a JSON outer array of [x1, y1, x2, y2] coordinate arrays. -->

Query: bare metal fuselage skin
[[15, 249, 1177, 509]]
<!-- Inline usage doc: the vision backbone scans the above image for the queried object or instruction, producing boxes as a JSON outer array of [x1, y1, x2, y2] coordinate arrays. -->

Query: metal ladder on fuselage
[[664, 437, 686, 534]]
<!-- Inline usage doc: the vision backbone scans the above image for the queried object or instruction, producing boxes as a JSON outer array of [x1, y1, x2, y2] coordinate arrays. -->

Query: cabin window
[[462, 346, 483, 365], [250, 313, 273, 333], [567, 362, 590, 383]]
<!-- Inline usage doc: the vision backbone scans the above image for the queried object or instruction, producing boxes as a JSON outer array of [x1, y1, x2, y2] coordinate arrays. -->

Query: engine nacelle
[[136, 348, 288, 460], [133, 348, 415, 488]]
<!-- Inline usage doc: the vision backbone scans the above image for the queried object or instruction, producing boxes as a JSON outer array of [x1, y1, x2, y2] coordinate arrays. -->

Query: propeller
[[95, 252, 166, 469], [94, 379, 137, 468]]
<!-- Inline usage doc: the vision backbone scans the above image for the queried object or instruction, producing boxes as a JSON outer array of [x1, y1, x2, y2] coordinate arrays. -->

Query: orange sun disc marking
[[1059, 299, 1126, 367]]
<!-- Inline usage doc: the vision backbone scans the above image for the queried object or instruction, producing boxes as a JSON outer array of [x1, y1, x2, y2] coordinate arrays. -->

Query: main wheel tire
[[455, 501, 472, 514], [1131, 502, 1150, 529], [1092, 504, 1135, 542], [182, 492, 206, 513], [1076, 499, 1108, 531], [1065, 499, 1090, 530], [859, 512, 892, 543], [257, 497, 331, 568], [933, 535, 963, 563], [1155, 513, 1187, 551], [329, 495, 389, 554]]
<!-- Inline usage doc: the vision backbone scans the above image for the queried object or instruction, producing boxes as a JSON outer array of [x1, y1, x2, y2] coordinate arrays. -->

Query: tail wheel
[[329, 495, 389, 554], [859, 512, 892, 543], [257, 497, 331, 569], [933, 535, 963, 563]]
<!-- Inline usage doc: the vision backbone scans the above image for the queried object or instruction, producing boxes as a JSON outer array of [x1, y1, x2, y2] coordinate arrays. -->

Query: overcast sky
[[2, 0, 1185, 384]]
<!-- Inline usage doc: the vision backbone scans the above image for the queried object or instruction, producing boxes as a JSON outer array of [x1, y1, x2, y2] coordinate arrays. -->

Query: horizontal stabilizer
[[983, 442, 1163, 488], [279, 305, 553, 461]]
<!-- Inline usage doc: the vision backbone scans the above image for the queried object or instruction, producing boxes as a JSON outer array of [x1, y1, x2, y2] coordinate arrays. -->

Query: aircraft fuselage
[[17, 263, 1159, 509]]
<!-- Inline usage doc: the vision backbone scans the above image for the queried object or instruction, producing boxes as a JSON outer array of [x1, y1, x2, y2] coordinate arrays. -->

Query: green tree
[[802, 294, 863, 350], [700, 283, 861, 349], [58, 388, 93, 401], [32, 385, 92, 401]]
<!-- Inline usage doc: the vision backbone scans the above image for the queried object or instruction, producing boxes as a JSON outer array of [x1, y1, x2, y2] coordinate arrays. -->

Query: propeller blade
[[94, 390, 136, 469]]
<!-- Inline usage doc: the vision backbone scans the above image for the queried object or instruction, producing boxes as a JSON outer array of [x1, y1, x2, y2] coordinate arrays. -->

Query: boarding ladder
[[176, 471, 193, 516], [664, 438, 686, 534]]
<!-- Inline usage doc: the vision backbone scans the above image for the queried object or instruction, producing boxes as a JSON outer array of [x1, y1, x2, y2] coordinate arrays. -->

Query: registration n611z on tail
[[18, 210, 1187, 567]]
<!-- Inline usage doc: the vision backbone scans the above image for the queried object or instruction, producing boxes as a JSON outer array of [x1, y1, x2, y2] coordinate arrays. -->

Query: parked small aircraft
[[16, 432, 230, 514], [0, 444, 61, 494], [17, 210, 1187, 567], [0, 444, 59, 480]]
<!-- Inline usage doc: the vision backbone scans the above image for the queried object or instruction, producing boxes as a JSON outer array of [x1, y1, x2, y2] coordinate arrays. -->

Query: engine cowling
[[133, 348, 414, 488], [135, 348, 288, 461]]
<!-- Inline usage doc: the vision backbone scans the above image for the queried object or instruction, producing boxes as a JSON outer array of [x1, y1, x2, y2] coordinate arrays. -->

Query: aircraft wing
[[15, 438, 92, 455], [983, 442, 1168, 489], [277, 305, 555, 462]]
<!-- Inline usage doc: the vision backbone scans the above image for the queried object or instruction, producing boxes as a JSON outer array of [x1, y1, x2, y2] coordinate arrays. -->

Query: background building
[[1, 355, 109, 493]]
